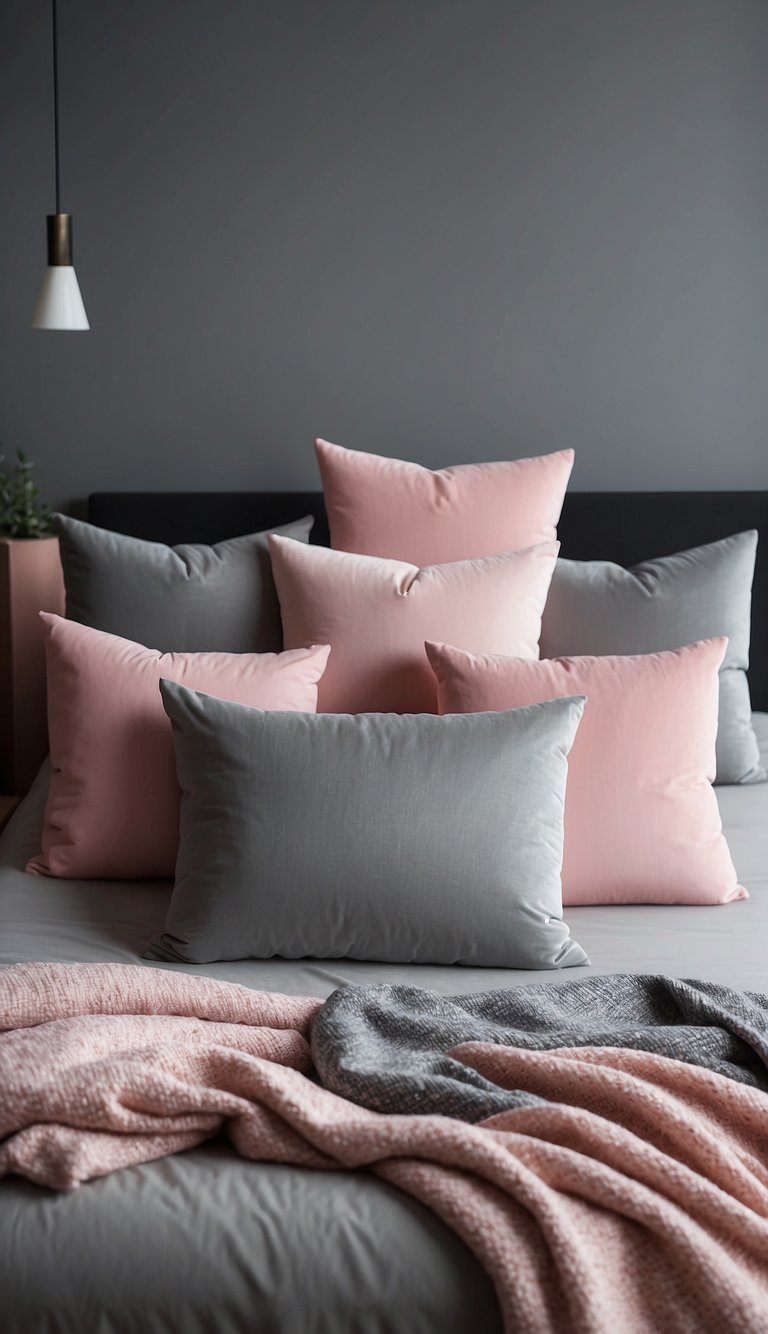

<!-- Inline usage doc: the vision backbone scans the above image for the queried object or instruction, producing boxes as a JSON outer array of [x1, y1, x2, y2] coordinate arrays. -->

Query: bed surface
[[2, 721, 767, 1333]]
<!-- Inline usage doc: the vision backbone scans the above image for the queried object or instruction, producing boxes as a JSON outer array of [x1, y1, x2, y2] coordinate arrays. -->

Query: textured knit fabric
[[3, 964, 768, 1334], [311, 973, 768, 1121]]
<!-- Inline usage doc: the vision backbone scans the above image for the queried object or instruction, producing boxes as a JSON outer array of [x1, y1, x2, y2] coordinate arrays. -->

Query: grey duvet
[[1, 715, 768, 1334]]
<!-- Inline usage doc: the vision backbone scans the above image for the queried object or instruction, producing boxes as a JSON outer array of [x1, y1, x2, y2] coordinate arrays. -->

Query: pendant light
[[32, 0, 89, 331]]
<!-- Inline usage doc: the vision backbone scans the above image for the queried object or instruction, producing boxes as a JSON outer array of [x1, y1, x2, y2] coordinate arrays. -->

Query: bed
[[1, 489, 766, 1334]]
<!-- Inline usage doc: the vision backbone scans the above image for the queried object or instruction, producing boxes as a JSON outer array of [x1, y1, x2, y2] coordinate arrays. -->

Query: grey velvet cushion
[[540, 531, 764, 786], [147, 682, 588, 970], [53, 513, 314, 653]]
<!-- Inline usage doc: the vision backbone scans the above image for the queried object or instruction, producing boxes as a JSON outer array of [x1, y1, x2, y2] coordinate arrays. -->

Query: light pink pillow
[[28, 614, 331, 880], [315, 437, 574, 565], [270, 536, 558, 714], [426, 638, 744, 906]]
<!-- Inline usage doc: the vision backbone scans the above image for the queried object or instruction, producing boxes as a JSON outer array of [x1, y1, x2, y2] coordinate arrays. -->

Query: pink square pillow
[[28, 614, 330, 880], [270, 536, 558, 714], [426, 638, 743, 906], [315, 438, 574, 565]]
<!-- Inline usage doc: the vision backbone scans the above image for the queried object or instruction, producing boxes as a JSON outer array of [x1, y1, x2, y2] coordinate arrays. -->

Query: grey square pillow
[[146, 683, 589, 970], [540, 531, 764, 786], [53, 512, 314, 653]]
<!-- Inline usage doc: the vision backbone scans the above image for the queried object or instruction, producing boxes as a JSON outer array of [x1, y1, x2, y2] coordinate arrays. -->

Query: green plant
[[0, 449, 53, 538]]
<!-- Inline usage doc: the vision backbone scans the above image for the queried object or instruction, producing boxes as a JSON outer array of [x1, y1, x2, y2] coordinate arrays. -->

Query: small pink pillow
[[315, 438, 574, 565], [426, 638, 744, 906], [28, 614, 331, 880], [270, 536, 558, 714]]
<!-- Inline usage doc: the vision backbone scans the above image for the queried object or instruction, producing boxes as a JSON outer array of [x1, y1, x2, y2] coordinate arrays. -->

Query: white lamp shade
[[32, 265, 89, 330]]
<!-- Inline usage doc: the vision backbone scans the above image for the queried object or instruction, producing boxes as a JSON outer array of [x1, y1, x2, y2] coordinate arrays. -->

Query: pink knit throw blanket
[[3, 963, 768, 1334]]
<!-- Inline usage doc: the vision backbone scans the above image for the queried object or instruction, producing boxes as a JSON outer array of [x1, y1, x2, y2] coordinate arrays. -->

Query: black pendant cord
[[51, 0, 61, 214]]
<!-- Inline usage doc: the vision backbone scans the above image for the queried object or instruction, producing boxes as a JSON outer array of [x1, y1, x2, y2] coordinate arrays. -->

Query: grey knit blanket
[[311, 974, 768, 1122]]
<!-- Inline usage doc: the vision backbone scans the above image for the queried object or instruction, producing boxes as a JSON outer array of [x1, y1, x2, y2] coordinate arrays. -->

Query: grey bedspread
[[313, 974, 768, 1122]]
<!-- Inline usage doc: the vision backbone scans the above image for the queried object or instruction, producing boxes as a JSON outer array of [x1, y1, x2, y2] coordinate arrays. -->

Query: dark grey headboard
[[89, 490, 768, 710]]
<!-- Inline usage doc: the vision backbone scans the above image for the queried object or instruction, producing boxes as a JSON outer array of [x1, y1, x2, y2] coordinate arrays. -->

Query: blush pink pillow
[[270, 536, 558, 714], [426, 638, 744, 906], [315, 438, 574, 565], [28, 614, 331, 881]]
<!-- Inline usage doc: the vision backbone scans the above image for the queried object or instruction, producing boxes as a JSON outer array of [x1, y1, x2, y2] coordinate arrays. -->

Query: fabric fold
[[3, 963, 768, 1334]]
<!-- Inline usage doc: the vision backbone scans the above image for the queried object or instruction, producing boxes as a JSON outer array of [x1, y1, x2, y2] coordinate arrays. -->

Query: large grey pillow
[[146, 683, 588, 970], [540, 531, 764, 786], [53, 513, 314, 653]]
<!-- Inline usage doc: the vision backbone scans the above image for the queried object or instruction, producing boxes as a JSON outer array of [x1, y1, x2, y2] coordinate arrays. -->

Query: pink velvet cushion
[[315, 437, 574, 565], [426, 638, 744, 906], [28, 614, 330, 881], [270, 536, 558, 714]]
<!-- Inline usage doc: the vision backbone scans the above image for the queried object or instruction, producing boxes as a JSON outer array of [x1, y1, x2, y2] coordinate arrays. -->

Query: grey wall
[[1, 0, 767, 511]]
